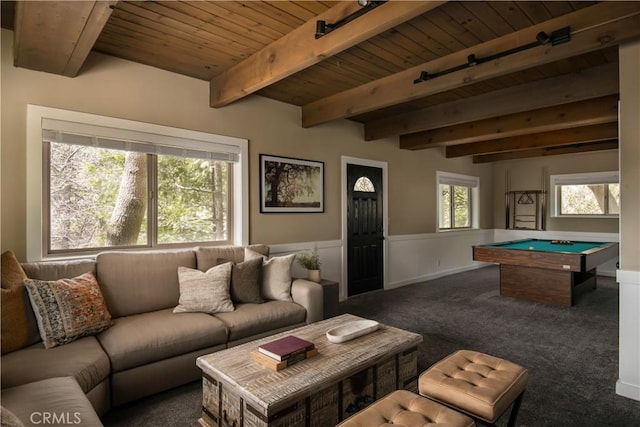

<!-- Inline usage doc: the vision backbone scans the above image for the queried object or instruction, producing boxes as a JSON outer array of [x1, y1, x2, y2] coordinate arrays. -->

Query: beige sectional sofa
[[1, 245, 324, 426]]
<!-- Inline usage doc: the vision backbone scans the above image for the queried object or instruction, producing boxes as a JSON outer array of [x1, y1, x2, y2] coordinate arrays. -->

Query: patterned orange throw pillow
[[23, 272, 112, 348]]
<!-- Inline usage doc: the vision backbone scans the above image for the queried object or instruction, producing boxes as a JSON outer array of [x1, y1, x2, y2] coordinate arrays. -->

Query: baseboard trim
[[616, 379, 640, 401], [387, 264, 487, 289], [599, 269, 616, 277]]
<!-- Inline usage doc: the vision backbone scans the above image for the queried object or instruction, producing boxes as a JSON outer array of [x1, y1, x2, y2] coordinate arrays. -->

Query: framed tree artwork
[[260, 154, 324, 213]]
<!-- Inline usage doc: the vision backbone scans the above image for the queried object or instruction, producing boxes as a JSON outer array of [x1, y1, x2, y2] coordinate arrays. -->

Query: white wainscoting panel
[[387, 229, 494, 289], [616, 269, 640, 401]]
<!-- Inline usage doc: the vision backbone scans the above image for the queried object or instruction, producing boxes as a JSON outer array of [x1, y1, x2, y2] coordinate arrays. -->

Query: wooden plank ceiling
[[4, 1, 640, 162]]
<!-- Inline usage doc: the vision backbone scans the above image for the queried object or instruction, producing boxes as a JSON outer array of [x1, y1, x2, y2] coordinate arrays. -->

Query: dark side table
[[319, 279, 339, 319]]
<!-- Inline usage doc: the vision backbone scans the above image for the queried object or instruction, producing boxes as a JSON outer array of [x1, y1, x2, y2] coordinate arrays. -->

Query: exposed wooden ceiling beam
[[302, 2, 640, 128], [209, 1, 445, 108], [13, 0, 116, 77], [369, 63, 619, 141], [400, 95, 619, 150], [368, 62, 619, 141], [473, 140, 619, 163], [446, 123, 618, 158]]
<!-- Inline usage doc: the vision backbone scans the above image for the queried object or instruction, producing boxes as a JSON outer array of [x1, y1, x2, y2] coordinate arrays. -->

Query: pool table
[[473, 239, 618, 306]]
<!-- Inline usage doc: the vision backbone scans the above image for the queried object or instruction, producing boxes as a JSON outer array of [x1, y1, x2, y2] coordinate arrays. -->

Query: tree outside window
[[437, 171, 478, 231], [48, 142, 231, 255], [439, 184, 471, 230], [551, 172, 619, 217]]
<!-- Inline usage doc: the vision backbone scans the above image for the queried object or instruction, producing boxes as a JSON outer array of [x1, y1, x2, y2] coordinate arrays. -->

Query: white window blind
[[437, 171, 479, 188], [42, 119, 240, 162], [550, 171, 619, 186]]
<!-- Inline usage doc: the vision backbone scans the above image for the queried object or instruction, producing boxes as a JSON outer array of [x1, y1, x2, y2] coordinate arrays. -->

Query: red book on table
[[258, 335, 315, 361]]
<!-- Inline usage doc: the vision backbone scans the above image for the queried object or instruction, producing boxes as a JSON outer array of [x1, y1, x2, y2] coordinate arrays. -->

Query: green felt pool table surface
[[484, 239, 606, 254]]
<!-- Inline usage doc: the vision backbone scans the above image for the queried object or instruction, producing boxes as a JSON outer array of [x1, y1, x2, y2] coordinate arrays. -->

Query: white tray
[[326, 319, 379, 343]]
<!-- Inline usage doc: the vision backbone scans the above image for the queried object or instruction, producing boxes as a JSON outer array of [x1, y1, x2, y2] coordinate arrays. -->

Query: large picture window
[[27, 106, 248, 259], [550, 171, 619, 217], [437, 171, 479, 231]]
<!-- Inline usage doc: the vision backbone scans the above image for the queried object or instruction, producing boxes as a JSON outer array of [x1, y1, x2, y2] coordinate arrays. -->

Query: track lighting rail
[[414, 27, 571, 84]]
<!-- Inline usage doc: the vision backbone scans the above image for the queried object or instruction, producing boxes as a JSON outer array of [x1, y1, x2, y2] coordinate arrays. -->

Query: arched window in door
[[354, 176, 375, 192]]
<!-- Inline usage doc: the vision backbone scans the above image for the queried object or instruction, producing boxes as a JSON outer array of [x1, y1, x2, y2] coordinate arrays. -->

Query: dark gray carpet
[[103, 266, 640, 426]]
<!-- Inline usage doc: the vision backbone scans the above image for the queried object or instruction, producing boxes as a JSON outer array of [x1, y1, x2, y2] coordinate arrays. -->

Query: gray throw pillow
[[174, 263, 234, 314], [218, 257, 264, 304]]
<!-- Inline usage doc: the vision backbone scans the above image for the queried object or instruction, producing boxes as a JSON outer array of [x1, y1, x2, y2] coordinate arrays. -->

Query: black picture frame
[[259, 154, 324, 213]]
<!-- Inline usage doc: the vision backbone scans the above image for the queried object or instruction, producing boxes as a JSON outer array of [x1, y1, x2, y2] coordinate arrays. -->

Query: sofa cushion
[[214, 301, 306, 341], [1, 377, 102, 427], [24, 273, 112, 349], [96, 249, 196, 317], [97, 308, 228, 372], [196, 244, 269, 271], [21, 259, 96, 281], [0, 336, 109, 393], [1, 251, 37, 354], [174, 264, 234, 314]]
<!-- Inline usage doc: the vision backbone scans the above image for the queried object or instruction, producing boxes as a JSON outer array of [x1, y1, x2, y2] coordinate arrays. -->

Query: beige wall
[[619, 41, 640, 271], [492, 151, 619, 233], [0, 29, 492, 260]]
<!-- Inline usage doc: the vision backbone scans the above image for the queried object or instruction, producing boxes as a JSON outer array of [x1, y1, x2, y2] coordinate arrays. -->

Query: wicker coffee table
[[196, 313, 422, 427]]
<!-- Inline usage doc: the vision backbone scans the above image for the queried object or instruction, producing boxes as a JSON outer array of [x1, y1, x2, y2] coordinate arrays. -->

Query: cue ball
[[529, 246, 534, 250]]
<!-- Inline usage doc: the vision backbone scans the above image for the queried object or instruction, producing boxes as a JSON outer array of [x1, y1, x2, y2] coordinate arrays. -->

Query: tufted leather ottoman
[[336, 389, 475, 427], [419, 350, 529, 427]]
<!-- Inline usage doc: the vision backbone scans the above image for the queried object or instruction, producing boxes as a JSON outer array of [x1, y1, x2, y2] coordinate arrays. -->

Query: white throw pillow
[[174, 263, 234, 314], [244, 248, 295, 302]]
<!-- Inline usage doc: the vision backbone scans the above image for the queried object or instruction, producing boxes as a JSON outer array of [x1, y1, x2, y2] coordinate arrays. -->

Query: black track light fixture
[[315, 0, 387, 39], [413, 71, 430, 84], [536, 31, 551, 45], [315, 20, 327, 39], [549, 27, 571, 46]]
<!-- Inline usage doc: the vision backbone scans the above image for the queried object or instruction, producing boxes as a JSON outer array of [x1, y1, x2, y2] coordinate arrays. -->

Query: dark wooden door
[[347, 164, 383, 296]]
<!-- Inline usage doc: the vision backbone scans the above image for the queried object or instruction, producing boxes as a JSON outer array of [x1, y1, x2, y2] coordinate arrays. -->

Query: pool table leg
[[571, 268, 597, 304]]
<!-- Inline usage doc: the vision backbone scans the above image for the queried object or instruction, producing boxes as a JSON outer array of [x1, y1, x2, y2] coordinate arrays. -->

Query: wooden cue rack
[[504, 169, 546, 230]]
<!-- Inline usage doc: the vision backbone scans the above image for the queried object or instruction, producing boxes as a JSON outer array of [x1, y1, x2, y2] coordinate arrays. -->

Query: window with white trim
[[550, 171, 619, 217], [27, 106, 248, 258], [437, 171, 479, 231]]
